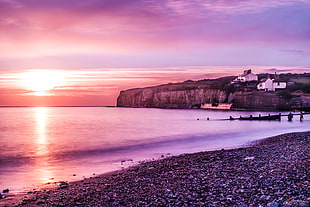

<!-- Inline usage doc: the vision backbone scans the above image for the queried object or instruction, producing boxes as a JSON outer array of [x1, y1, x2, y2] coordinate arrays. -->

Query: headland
[[117, 72, 310, 111]]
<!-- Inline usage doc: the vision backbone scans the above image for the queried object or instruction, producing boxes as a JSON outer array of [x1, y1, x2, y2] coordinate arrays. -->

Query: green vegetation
[[282, 73, 310, 93]]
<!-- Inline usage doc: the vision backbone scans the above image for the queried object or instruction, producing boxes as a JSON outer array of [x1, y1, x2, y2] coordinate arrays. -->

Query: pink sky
[[0, 0, 309, 106]]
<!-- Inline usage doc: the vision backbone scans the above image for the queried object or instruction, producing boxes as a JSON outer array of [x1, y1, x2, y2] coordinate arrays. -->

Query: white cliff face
[[152, 89, 227, 108], [117, 81, 231, 109], [117, 86, 292, 110]]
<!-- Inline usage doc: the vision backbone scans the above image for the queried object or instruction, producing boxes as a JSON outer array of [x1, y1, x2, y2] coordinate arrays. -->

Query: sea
[[0, 107, 309, 193]]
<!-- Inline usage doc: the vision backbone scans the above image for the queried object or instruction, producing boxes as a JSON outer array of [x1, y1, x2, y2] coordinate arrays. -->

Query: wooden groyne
[[229, 112, 310, 121], [198, 112, 310, 121]]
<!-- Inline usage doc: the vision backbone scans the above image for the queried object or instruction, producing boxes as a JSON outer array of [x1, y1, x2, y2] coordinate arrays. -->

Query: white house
[[257, 77, 287, 91], [233, 69, 258, 82], [273, 79, 287, 90], [257, 78, 274, 91]]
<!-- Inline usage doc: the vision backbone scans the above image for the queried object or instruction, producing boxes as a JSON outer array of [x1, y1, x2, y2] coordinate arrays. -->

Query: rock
[[59, 182, 69, 189], [2, 189, 9, 193], [36, 199, 45, 204], [267, 202, 280, 207]]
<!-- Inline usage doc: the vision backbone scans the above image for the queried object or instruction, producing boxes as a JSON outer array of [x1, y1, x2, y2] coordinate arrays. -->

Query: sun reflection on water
[[35, 107, 49, 156], [33, 107, 57, 184]]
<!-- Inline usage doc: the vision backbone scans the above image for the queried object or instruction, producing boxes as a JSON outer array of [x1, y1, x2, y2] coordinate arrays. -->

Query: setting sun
[[21, 70, 64, 95]]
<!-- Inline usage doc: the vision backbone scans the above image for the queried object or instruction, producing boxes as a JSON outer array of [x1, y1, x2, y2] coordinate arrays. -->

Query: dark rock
[[59, 182, 69, 189], [36, 199, 45, 205], [2, 189, 9, 193]]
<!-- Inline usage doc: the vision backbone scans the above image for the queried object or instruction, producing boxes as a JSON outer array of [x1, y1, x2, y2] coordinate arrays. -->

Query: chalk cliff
[[117, 74, 310, 111], [230, 91, 289, 111], [117, 88, 228, 109], [117, 77, 235, 109]]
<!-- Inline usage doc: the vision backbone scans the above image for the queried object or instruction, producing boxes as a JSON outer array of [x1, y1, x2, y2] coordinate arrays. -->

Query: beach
[[2, 131, 309, 207]]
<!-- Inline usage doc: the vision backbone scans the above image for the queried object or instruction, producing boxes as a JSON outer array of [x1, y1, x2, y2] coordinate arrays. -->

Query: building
[[257, 76, 287, 91], [257, 77, 274, 91], [273, 79, 287, 90], [233, 69, 258, 82]]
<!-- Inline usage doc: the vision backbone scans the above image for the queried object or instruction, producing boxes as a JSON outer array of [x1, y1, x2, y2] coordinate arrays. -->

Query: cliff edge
[[117, 77, 234, 109], [117, 73, 310, 111]]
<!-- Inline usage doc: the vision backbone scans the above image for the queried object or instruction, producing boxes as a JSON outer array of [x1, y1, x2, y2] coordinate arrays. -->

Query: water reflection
[[33, 107, 57, 184], [35, 107, 49, 156], [1, 107, 308, 193]]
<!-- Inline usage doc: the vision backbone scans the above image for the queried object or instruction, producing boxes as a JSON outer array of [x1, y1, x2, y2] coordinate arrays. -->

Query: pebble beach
[[1, 131, 309, 207]]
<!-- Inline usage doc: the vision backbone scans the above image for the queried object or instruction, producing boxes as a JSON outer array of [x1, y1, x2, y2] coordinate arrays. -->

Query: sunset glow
[[0, 0, 309, 106], [21, 70, 64, 96]]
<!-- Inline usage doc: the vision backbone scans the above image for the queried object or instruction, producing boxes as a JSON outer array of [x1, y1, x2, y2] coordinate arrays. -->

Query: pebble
[[244, 156, 255, 160], [267, 202, 280, 207], [12, 132, 310, 207], [58, 181, 69, 189]]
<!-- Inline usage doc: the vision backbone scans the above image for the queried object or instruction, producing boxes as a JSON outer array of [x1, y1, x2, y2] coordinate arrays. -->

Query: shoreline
[[2, 131, 309, 206]]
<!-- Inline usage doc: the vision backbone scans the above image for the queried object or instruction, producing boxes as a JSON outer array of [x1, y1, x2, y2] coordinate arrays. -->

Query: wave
[[0, 132, 235, 168]]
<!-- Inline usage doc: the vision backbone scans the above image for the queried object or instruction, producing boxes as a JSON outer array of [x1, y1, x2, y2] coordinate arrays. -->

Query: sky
[[0, 0, 310, 106]]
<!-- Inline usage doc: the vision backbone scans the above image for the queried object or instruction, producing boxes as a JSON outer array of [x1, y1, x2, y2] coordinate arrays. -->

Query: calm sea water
[[0, 107, 309, 192]]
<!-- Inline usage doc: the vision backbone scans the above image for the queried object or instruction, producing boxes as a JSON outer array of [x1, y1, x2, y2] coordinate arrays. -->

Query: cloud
[[265, 67, 310, 74], [1, 65, 309, 106], [281, 49, 309, 56], [0, 0, 22, 9], [0, 0, 309, 67], [264, 68, 292, 73], [196, 0, 308, 14]]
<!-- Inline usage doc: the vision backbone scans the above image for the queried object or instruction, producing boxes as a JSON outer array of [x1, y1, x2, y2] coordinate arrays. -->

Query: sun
[[21, 70, 64, 95]]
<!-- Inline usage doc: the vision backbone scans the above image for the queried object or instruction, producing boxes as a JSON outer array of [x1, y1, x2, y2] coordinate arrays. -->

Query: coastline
[[2, 131, 309, 206]]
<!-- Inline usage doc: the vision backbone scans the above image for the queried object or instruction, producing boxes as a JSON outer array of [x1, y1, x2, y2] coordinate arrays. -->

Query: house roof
[[259, 77, 286, 84], [240, 69, 252, 77], [258, 78, 269, 84]]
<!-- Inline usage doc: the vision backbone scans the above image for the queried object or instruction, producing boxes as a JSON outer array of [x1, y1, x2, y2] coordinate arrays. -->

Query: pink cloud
[[1, 0, 310, 106], [0, 0, 309, 68]]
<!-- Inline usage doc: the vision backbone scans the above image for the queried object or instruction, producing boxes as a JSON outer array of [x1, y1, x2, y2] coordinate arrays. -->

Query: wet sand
[[2, 131, 309, 206]]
